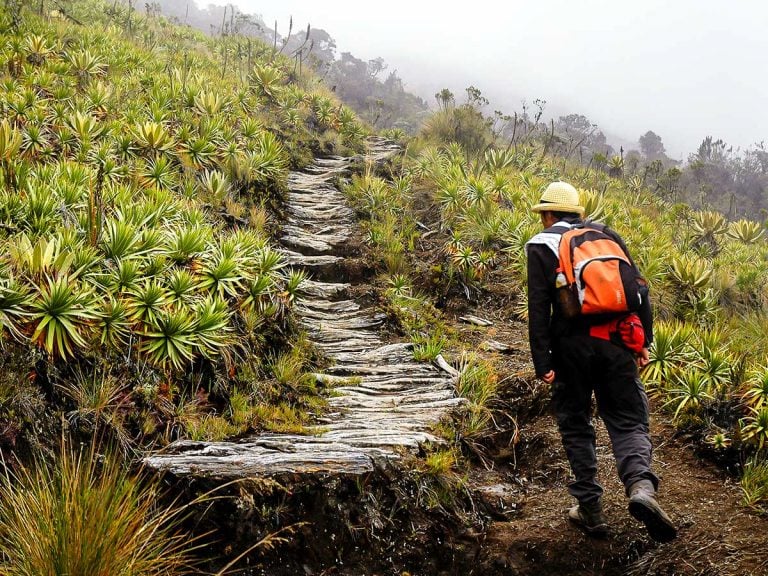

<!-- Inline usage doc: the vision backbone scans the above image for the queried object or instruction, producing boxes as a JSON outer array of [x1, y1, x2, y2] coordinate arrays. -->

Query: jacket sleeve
[[526, 243, 557, 377], [605, 227, 654, 346]]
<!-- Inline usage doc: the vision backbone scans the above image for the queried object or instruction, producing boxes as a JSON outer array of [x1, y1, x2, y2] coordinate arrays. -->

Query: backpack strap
[[525, 221, 576, 258], [583, 219, 603, 231]]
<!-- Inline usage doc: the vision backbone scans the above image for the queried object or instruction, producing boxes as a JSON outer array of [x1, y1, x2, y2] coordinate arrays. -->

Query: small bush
[[423, 448, 458, 476], [741, 458, 768, 511], [456, 352, 498, 407]]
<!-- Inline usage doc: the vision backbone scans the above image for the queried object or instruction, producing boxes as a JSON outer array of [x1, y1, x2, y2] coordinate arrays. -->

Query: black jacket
[[526, 219, 653, 378]]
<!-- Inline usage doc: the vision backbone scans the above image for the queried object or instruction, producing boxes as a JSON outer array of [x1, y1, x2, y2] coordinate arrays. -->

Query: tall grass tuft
[[0, 442, 200, 575]]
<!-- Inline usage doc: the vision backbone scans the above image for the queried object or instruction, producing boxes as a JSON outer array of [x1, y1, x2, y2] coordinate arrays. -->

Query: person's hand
[[540, 370, 556, 384], [637, 347, 650, 369]]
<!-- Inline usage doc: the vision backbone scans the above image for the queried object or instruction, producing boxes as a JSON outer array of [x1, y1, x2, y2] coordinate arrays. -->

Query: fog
[[227, 0, 767, 159]]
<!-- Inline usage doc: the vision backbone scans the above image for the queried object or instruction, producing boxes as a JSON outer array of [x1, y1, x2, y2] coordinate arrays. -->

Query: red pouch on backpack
[[589, 313, 646, 354], [615, 313, 645, 354]]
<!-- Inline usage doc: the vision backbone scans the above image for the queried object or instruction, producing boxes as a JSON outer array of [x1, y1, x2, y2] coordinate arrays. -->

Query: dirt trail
[[453, 300, 768, 576]]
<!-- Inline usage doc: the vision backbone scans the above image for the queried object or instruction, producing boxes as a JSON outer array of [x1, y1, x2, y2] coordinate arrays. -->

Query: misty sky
[[226, 0, 767, 159]]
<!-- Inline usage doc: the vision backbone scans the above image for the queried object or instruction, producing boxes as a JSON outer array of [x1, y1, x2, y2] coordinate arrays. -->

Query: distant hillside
[[147, 0, 429, 133], [144, 0, 265, 36]]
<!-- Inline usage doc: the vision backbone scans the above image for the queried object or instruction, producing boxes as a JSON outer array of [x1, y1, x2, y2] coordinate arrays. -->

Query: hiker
[[525, 181, 677, 543]]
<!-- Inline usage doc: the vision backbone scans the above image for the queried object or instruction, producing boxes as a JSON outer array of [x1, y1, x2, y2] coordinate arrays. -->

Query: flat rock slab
[[146, 140, 462, 479]]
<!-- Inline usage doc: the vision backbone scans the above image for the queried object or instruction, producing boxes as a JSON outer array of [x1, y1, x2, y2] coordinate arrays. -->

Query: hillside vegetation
[[347, 96, 768, 510], [0, 0, 370, 455], [148, 0, 430, 133]]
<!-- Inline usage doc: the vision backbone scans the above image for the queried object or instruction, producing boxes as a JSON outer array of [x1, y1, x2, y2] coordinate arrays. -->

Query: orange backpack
[[556, 224, 645, 318]]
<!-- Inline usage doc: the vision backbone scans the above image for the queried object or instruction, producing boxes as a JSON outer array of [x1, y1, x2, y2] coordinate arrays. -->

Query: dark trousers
[[552, 332, 659, 505]]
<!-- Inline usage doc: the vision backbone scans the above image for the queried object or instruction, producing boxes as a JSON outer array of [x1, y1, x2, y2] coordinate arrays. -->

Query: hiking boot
[[567, 502, 609, 537], [628, 480, 678, 543]]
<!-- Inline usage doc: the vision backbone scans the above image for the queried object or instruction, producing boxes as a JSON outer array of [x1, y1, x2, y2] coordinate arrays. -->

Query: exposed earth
[[450, 291, 768, 576]]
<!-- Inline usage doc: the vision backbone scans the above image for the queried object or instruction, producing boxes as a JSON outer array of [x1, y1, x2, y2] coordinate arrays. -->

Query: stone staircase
[[145, 138, 462, 479]]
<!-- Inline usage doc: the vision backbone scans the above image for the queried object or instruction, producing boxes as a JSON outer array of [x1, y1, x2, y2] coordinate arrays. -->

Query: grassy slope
[[344, 128, 768, 508], [0, 0, 368, 455]]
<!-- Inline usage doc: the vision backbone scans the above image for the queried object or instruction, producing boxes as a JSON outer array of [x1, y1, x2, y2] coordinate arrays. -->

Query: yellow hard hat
[[531, 181, 584, 216]]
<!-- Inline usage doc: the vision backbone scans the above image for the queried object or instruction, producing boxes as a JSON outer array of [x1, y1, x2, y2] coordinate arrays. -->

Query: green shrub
[[741, 458, 768, 510]]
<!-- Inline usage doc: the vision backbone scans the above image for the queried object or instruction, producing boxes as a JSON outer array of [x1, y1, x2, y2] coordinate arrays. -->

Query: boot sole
[[628, 499, 677, 543]]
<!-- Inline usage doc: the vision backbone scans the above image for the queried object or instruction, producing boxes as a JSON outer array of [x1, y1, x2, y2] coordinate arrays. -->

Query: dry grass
[[0, 441, 202, 575]]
